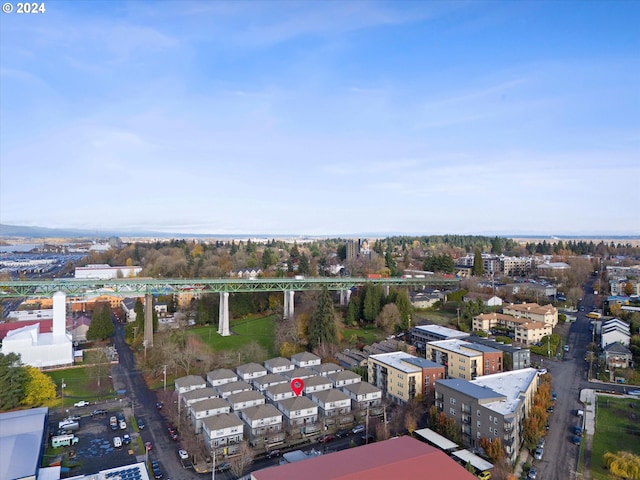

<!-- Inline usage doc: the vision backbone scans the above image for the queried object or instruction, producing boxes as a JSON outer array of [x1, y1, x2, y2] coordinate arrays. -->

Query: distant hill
[[0, 224, 121, 239]]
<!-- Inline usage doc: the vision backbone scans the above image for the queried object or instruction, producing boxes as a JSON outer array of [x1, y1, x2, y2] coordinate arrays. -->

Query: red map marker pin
[[290, 377, 304, 397]]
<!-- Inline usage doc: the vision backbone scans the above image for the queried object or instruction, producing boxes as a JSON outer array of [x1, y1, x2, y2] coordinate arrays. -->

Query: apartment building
[[276, 396, 319, 435], [434, 368, 539, 464], [189, 397, 231, 433], [426, 339, 502, 380], [175, 375, 207, 399], [226, 390, 266, 412], [201, 412, 244, 453], [240, 404, 284, 448], [291, 352, 322, 368], [253, 373, 288, 392], [216, 380, 252, 399], [264, 357, 295, 374], [411, 324, 469, 352], [368, 352, 422, 405], [302, 375, 333, 395], [236, 363, 268, 385], [207, 368, 238, 388], [473, 312, 551, 346], [502, 303, 558, 327], [465, 337, 531, 371], [341, 382, 383, 418]]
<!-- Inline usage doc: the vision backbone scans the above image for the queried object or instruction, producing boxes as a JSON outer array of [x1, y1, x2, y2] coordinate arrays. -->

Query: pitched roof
[[251, 436, 477, 480]]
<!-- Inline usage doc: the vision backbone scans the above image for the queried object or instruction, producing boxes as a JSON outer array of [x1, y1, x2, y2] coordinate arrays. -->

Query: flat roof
[[0, 407, 48, 480], [413, 324, 470, 339], [251, 436, 477, 480], [415, 428, 459, 451], [471, 368, 538, 415], [368, 352, 421, 373], [451, 449, 493, 471]]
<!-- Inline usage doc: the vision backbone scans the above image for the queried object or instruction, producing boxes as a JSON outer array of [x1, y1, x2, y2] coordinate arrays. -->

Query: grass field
[[341, 325, 386, 345], [190, 314, 277, 357], [590, 396, 640, 480], [45, 367, 115, 406]]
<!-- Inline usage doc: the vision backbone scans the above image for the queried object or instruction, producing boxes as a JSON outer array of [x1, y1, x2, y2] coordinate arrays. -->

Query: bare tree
[[229, 441, 255, 478], [376, 303, 400, 334], [85, 348, 110, 393]]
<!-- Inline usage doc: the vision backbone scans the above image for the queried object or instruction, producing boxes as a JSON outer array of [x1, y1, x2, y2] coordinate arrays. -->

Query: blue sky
[[1, 0, 639, 236]]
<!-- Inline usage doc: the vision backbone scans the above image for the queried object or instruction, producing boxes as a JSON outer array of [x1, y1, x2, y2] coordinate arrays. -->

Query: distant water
[[0, 243, 43, 253]]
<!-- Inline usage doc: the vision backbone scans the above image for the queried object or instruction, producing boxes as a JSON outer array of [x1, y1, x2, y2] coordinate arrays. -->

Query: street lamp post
[[61, 379, 66, 413], [163, 365, 167, 391], [211, 444, 216, 480]]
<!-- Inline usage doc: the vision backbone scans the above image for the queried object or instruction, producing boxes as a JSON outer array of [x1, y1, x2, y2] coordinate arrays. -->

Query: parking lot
[[49, 410, 142, 474]]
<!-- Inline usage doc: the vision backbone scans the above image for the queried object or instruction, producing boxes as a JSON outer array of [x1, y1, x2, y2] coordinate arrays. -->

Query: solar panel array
[[105, 466, 142, 480]]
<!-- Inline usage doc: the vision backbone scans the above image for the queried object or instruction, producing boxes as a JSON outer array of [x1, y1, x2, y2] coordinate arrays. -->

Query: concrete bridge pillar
[[340, 289, 352, 306], [384, 285, 390, 297], [283, 290, 295, 319], [144, 293, 154, 349], [218, 292, 230, 336]]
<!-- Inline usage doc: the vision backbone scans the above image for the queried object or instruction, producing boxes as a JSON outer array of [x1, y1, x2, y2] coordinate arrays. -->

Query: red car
[[318, 434, 334, 443], [145, 441, 153, 451]]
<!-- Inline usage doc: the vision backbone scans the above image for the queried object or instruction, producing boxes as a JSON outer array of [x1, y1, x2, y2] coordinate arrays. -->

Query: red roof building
[[250, 436, 478, 480]]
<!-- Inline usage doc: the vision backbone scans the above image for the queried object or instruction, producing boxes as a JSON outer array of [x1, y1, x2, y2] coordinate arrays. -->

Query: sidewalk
[[512, 447, 533, 479]]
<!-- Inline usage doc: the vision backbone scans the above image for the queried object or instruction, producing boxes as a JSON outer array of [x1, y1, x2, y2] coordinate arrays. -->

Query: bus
[[51, 434, 79, 448]]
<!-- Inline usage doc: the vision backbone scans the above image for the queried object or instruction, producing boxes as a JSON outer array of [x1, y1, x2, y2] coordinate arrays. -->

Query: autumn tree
[[625, 282, 636, 296], [22, 367, 57, 406], [376, 303, 400, 334], [479, 437, 505, 463], [229, 441, 255, 478], [603, 451, 640, 479], [307, 288, 338, 356]]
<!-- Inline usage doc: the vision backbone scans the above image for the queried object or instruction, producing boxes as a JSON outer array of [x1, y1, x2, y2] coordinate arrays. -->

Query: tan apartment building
[[426, 339, 502, 380], [473, 312, 551, 346], [502, 303, 558, 327]]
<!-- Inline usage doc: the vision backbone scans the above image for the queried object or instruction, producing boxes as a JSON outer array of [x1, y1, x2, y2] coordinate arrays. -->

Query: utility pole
[[61, 378, 66, 413], [365, 404, 370, 444], [547, 335, 551, 359], [163, 365, 167, 391]]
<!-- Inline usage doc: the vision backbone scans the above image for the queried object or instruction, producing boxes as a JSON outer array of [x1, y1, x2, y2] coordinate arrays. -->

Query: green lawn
[[590, 396, 640, 480], [191, 314, 277, 357], [341, 326, 386, 345], [413, 310, 457, 327], [45, 367, 115, 406]]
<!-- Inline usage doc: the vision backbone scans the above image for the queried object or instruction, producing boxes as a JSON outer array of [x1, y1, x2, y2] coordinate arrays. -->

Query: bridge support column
[[283, 290, 295, 319], [340, 289, 352, 306], [384, 285, 390, 297], [218, 292, 230, 336], [144, 293, 154, 349]]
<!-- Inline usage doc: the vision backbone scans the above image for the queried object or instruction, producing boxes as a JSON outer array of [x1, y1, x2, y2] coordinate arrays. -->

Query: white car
[[74, 400, 90, 407], [628, 390, 640, 396], [178, 449, 188, 460], [119, 420, 127, 430], [537, 369, 547, 376]]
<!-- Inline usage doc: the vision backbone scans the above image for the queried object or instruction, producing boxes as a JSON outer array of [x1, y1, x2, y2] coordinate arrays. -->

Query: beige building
[[426, 340, 502, 380], [368, 352, 422, 405], [514, 321, 552, 345], [502, 303, 558, 327], [473, 312, 552, 345]]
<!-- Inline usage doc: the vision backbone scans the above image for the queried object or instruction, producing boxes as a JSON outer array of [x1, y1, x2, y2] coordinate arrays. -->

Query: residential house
[[201, 412, 244, 454], [265, 382, 296, 403], [175, 375, 207, 400], [227, 390, 266, 412], [253, 373, 288, 392], [303, 375, 333, 395], [216, 380, 253, 399], [284, 367, 317, 381], [264, 357, 295, 374], [291, 352, 321, 368], [601, 318, 631, 348], [240, 404, 284, 448], [189, 397, 231, 433], [341, 382, 383, 418], [435, 368, 539, 464], [236, 363, 268, 385], [276, 396, 319, 436], [311, 363, 343, 377], [463, 292, 503, 307], [327, 370, 362, 389], [181, 387, 218, 411], [206, 368, 238, 388], [602, 342, 633, 369], [310, 388, 352, 426], [67, 314, 91, 343]]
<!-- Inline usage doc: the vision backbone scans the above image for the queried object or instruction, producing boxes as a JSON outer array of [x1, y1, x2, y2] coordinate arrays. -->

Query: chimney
[[53, 291, 66, 338]]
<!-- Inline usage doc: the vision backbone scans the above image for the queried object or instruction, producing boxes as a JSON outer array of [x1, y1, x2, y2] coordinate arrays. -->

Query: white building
[[1, 291, 73, 368], [189, 397, 231, 433], [601, 318, 631, 348], [201, 412, 244, 453], [75, 264, 142, 279]]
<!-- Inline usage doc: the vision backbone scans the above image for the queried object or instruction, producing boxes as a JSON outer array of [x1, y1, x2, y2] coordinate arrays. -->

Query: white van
[[113, 436, 122, 448]]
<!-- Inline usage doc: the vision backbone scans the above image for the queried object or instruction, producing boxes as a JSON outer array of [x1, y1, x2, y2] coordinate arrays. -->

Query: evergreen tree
[[363, 284, 385, 323], [87, 303, 115, 341], [473, 249, 484, 276], [345, 296, 361, 326], [394, 289, 413, 330], [0, 352, 28, 410], [308, 288, 338, 351]]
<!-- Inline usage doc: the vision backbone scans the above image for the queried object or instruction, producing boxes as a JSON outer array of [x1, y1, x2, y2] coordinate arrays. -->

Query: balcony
[[461, 405, 471, 414]]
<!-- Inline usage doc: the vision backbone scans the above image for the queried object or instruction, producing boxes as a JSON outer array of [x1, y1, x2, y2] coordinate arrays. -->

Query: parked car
[[352, 425, 365, 435], [564, 344, 570, 352], [318, 434, 334, 443], [537, 369, 547, 376], [215, 462, 231, 472], [74, 400, 90, 407], [178, 449, 188, 460], [573, 435, 582, 445], [551, 391, 557, 401], [136, 417, 145, 429], [266, 449, 281, 459], [359, 434, 375, 445], [537, 438, 545, 449], [534, 448, 543, 460], [547, 406, 554, 413], [528, 467, 537, 479], [119, 420, 127, 430], [628, 390, 640, 396], [145, 441, 153, 451], [477, 472, 491, 480], [91, 409, 107, 417], [155, 402, 164, 410], [574, 425, 583, 435], [123, 434, 131, 445], [336, 429, 351, 438], [152, 468, 163, 479], [113, 436, 122, 448]]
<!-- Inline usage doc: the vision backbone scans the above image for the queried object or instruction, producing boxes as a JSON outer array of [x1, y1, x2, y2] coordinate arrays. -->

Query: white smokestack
[[53, 291, 66, 338]]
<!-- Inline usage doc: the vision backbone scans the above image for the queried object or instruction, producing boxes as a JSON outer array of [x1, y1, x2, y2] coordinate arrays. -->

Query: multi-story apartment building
[[502, 303, 558, 327], [341, 382, 383, 418], [236, 363, 268, 385], [327, 370, 362, 389], [426, 339, 502, 380], [216, 380, 253, 399], [310, 388, 352, 422], [311, 362, 343, 377], [465, 337, 531, 371], [473, 312, 551, 346], [434, 368, 539, 464], [368, 352, 423, 405], [276, 396, 319, 435], [514, 321, 552, 345], [226, 390, 266, 412], [411, 325, 469, 352], [302, 375, 333, 395], [175, 375, 207, 399], [240, 404, 284, 448], [181, 387, 218, 411], [265, 383, 296, 403], [253, 373, 288, 392]]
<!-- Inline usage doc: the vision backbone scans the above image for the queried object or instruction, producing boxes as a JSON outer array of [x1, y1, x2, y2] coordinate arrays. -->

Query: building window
[[450, 398, 456, 405], [450, 408, 456, 415], [477, 410, 481, 416], [477, 421, 481, 428]]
